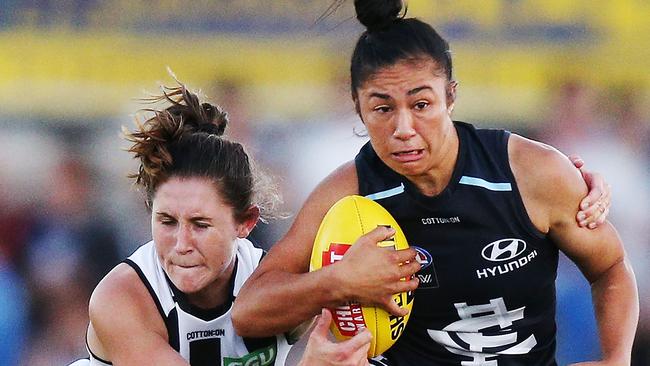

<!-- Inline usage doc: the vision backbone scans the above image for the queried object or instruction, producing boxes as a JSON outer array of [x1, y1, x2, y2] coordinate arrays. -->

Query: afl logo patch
[[413, 246, 432, 270], [481, 239, 526, 262]]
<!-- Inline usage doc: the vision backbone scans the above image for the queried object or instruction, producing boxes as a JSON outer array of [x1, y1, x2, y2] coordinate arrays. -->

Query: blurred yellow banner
[[0, 0, 647, 120]]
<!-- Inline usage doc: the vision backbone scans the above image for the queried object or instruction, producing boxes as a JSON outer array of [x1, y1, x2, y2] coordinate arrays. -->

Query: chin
[[389, 162, 427, 177], [169, 272, 207, 294], [177, 281, 208, 295]]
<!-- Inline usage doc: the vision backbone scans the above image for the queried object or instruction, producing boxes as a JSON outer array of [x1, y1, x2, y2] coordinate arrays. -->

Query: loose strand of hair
[[315, 0, 346, 26]]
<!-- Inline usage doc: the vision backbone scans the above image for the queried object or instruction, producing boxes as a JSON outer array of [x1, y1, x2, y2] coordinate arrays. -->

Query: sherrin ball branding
[[309, 195, 414, 357]]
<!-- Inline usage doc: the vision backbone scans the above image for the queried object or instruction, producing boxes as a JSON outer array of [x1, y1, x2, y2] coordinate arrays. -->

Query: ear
[[236, 205, 260, 238], [353, 97, 364, 122], [446, 80, 458, 115]]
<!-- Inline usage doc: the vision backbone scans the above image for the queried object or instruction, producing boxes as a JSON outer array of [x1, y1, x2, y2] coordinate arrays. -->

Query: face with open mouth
[[356, 58, 457, 178]]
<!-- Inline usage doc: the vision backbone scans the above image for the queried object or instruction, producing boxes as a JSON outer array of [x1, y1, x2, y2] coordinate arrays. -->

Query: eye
[[414, 101, 429, 111], [373, 105, 391, 113], [194, 222, 211, 229], [159, 218, 176, 226]]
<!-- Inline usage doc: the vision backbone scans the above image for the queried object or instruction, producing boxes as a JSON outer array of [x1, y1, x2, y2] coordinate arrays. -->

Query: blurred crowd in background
[[0, 1, 648, 365]]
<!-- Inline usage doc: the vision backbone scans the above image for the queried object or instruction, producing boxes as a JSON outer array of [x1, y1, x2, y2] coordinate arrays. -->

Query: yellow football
[[309, 195, 413, 357]]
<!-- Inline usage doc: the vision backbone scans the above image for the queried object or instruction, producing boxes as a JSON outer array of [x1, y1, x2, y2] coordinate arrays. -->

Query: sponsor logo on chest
[[420, 216, 461, 225], [413, 246, 440, 289], [477, 238, 538, 279], [186, 328, 226, 340], [224, 344, 277, 366]]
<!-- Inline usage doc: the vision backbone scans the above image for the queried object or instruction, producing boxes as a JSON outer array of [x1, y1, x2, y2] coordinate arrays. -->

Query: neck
[[408, 124, 459, 197]]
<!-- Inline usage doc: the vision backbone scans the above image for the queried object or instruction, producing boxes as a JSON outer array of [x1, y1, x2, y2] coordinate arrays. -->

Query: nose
[[393, 109, 416, 140], [174, 224, 194, 254]]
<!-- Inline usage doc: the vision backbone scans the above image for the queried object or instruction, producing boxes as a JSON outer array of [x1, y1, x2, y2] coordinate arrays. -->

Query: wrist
[[319, 263, 349, 306]]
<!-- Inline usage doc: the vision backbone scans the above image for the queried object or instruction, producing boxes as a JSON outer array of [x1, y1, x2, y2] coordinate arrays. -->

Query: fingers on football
[[393, 247, 417, 264], [399, 260, 421, 278], [391, 276, 419, 295], [359, 226, 396, 246], [383, 250, 419, 281], [382, 297, 410, 317]]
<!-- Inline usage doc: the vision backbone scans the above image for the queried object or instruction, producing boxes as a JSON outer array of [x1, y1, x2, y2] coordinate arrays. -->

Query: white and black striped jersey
[[87, 238, 290, 366]]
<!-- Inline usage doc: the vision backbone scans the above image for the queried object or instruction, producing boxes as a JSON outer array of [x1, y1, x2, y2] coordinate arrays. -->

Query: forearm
[[590, 258, 638, 364], [233, 266, 345, 337]]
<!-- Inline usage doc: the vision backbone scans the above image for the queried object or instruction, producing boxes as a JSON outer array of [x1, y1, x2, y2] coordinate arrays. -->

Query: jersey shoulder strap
[[123, 241, 175, 318]]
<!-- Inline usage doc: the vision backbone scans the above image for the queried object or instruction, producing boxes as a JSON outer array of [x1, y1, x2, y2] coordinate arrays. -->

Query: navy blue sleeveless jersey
[[357, 122, 559, 366]]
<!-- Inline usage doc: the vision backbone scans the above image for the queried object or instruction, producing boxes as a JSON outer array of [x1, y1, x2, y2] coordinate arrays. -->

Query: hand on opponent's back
[[569, 155, 611, 229]]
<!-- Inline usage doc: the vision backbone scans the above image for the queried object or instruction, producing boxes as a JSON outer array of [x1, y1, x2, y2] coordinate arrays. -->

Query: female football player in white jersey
[[71, 80, 371, 366]]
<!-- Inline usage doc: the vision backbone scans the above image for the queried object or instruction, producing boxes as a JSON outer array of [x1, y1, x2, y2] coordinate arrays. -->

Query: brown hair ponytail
[[123, 80, 281, 222]]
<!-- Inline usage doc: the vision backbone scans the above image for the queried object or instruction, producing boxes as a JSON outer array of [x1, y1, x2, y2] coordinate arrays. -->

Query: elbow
[[588, 255, 629, 286], [232, 299, 269, 338], [232, 298, 281, 338], [231, 301, 254, 337]]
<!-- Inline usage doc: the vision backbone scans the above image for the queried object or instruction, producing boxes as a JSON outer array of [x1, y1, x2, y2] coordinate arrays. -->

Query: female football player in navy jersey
[[233, 1, 637, 365]]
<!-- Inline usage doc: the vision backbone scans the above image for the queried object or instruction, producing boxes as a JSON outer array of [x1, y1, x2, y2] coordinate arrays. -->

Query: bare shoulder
[[509, 135, 630, 284], [288, 160, 358, 240], [88, 262, 167, 361], [89, 263, 159, 324], [508, 134, 587, 232], [306, 160, 359, 215], [255, 160, 358, 274]]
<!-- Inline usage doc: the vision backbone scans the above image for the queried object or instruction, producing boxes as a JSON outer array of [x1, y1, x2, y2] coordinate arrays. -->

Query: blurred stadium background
[[0, 1, 648, 365]]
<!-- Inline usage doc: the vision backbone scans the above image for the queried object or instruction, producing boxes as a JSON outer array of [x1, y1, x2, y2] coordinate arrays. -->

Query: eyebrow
[[408, 86, 432, 95], [190, 216, 212, 223], [155, 212, 211, 221], [369, 86, 432, 100], [369, 92, 391, 100]]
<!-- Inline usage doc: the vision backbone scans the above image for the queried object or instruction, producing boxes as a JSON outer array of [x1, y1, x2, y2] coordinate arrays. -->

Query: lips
[[392, 149, 424, 162], [172, 262, 199, 269]]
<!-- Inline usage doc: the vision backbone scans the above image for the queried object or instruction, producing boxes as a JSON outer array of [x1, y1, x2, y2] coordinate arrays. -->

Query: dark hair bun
[[163, 90, 228, 136], [198, 102, 228, 136], [354, 0, 403, 32]]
